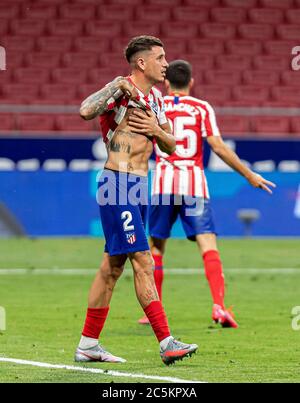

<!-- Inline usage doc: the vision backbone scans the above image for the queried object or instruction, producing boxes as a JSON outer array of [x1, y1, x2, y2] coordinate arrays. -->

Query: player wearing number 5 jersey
[[139, 60, 276, 328]]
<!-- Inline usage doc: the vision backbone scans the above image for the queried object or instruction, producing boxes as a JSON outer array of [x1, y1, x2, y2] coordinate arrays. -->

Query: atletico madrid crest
[[126, 232, 136, 245]]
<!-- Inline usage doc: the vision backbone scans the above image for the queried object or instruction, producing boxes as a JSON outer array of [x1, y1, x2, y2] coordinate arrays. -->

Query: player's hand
[[117, 79, 139, 100], [127, 109, 159, 137], [247, 172, 276, 194]]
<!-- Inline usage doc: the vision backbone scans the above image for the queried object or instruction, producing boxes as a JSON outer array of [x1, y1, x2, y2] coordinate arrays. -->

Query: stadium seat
[[238, 24, 274, 40], [188, 39, 224, 56], [160, 39, 188, 57], [184, 0, 220, 6], [78, 84, 101, 101], [215, 55, 251, 71], [25, 52, 61, 69], [74, 37, 110, 53], [56, 114, 96, 132], [89, 68, 123, 86], [149, 0, 182, 5], [172, 7, 209, 23], [40, 84, 77, 103], [182, 54, 214, 71], [285, 9, 300, 24], [0, 4, 20, 19], [17, 114, 55, 132], [52, 68, 87, 85], [290, 118, 300, 134], [0, 114, 14, 131], [1, 36, 35, 54], [10, 19, 46, 36], [123, 21, 161, 37], [204, 70, 242, 86], [277, 25, 300, 41], [136, 6, 171, 22], [264, 40, 299, 56], [111, 38, 132, 53], [226, 40, 262, 56], [101, 53, 129, 70], [232, 86, 270, 104], [0, 20, 8, 36], [217, 115, 250, 135], [252, 116, 290, 134], [259, 0, 293, 9], [13, 68, 50, 85], [193, 85, 231, 106], [109, 0, 141, 5], [271, 86, 300, 105], [161, 22, 198, 39], [248, 8, 284, 24], [36, 37, 72, 53], [21, 4, 57, 19], [37, 0, 64, 4], [1, 84, 39, 102], [243, 71, 280, 86], [222, 0, 257, 7], [0, 70, 11, 85], [62, 52, 99, 69], [97, 5, 134, 21], [200, 23, 236, 40], [253, 55, 290, 71], [59, 3, 96, 20], [281, 71, 300, 87], [211, 7, 247, 23], [47, 20, 83, 37], [4, 52, 24, 69], [85, 21, 122, 37]]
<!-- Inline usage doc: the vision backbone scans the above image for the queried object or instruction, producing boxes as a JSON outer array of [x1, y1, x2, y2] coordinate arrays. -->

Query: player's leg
[[150, 237, 167, 301], [129, 250, 198, 365], [75, 253, 127, 363]]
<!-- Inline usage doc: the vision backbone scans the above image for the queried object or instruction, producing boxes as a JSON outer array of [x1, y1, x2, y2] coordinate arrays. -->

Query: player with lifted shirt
[[139, 60, 276, 327]]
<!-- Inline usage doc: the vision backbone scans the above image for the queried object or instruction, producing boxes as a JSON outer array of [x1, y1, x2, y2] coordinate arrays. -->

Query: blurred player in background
[[75, 38, 198, 366], [139, 60, 276, 328]]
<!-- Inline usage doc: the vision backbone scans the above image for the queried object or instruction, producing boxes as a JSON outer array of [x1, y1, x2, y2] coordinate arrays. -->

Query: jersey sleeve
[[199, 102, 221, 138], [158, 96, 168, 126]]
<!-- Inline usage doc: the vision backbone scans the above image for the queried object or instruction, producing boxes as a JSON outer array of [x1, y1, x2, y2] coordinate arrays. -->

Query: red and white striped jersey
[[99, 77, 168, 145], [152, 95, 221, 199]]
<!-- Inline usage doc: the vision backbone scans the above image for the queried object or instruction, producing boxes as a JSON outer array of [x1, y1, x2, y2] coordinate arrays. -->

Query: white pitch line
[[0, 268, 299, 276], [0, 357, 205, 384]]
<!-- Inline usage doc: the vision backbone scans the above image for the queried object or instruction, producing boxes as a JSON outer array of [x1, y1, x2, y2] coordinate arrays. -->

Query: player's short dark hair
[[166, 60, 192, 89], [125, 36, 164, 63]]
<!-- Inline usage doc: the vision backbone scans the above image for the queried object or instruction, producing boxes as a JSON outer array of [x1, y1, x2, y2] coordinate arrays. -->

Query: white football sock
[[79, 336, 98, 350]]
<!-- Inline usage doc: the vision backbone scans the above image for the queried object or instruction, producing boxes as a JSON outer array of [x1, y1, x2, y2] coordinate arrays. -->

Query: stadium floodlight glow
[[0, 46, 6, 71], [0, 307, 6, 331], [291, 46, 300, 72]]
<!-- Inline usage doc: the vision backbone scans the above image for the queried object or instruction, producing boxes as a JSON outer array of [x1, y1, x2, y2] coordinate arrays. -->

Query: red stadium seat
[[108, 0, 141, 4], [252, 116, 290, 134], [52, 68, 87, 85], [37, 0, 64, 4], [271, 86, 300, 105], [193, 85, 231, 106], [25, 52, 61, 69], [148, 0, 182, 5], [85, 21, 122, 37], [47, 20, 83, 37], [10, 19, 46, 36], [161, 22, 199, 40], [124, 22, 161, 38], [59, 4, 96, 20], [290, 118, 300, 134], [89, 68, 123, 86], [249, 8, 284, 24], [40, 84, 77, 104], [222, 0, 257, 7], [56, 114, 96, 132], [0, 70, 11, 85], [215, 55, 251, 71], [160, 39, 188, 58], [226, 40, 262, 56], [211, 8, 247, 23], [0, 114, 14, 131], [243, 71, 280, 86], [78, 84, 101, 100], [184, 0, 220, 6], [238, 24, 274, 40], [36, 37, 72, 53], [74, 37, 110, 53], [232, 86, 270, 104], [111, 38, 132, 53], [259, 0, 293, 9], [21, 4, 57, 19], [97, 5, 134, 21], [136, 6, 171, 22], [264, 40, 299, 56], [188, 39, 224, 56], [253, 55, 290, 71], [281, 71, 300, 87], [5, 52, 24, 69], [1, 84, 39, 102], [62, 52, 99, 69], [13, 68, 50, 85], [1, 36, 35, 54], [217, 116, 250, 135], [204, 70, 242, 86], [200, 23, 236, 40], [277, 25, 300, 41], [0, 20, 8, 36], [285, 9, 300, 24], [172, 7, 209, 23], [0, 4, 20, 19], [101, 53, 129, 70], [18, 114, 55, 131], [182, 54, 214, 71]]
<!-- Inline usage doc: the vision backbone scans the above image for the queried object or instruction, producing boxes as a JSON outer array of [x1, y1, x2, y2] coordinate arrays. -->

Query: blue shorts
[[149, 195, 216, 241], [98, 169, 149, 256]]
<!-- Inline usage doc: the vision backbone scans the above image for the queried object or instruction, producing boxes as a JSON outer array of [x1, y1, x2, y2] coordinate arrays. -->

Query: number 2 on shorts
[[121, 211, 135, 232]]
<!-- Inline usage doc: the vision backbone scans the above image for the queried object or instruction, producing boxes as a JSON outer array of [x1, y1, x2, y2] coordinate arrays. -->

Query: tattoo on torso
[[109, 140, 131, 154]]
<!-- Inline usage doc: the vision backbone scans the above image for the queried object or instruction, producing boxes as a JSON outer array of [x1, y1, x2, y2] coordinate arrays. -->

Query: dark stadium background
[[0, 0, 299, 238]]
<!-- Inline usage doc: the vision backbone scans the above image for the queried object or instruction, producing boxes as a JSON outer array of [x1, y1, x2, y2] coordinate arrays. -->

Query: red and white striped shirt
[[152, 95, 220, 199], [99, 77, 168, 145]]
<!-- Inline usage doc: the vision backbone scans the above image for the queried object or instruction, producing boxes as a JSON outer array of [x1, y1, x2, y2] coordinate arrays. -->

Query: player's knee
[[131, 252, 154, 278], [100, 262, 123, 284]]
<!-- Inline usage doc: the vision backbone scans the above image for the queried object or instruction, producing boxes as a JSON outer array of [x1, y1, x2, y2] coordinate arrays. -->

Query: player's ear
[[136, 57, 146, 72], [189, 78, 194, 90]]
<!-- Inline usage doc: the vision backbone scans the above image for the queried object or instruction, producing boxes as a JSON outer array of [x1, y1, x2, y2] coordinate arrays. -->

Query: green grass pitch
[[0, 238, 299, 383]]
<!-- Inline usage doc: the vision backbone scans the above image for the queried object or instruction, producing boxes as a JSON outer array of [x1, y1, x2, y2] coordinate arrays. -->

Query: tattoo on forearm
[[109, 140, 131, 154]]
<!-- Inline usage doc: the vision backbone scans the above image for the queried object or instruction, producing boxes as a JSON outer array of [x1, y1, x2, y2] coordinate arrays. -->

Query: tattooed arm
[[79, 77, 139, 121]]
